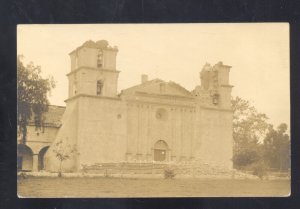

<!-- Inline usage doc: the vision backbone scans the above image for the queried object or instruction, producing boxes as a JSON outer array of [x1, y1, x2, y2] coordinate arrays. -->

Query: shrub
[[17, 172, 28, 179], [17, 172, 28, 184], [164, 168, 176, 179], [252, 163, 267, 179]]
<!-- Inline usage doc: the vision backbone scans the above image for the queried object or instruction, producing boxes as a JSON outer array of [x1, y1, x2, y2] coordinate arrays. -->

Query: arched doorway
[[38, 146, 49, 171], [154, 140, 168, 162], [17, 144, 33, 171]]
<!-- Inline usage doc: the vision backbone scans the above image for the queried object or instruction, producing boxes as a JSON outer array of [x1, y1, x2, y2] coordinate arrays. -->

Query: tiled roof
[[29, 105, 65, 127]]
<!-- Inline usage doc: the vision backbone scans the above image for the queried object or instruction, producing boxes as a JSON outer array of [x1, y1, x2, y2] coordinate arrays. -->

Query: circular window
[[156, 108, 168, 121]]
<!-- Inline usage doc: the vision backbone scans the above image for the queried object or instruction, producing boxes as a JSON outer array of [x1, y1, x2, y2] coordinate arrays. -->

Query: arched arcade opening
[[38, 146, 49, 171], [17, 144, 33, 171]]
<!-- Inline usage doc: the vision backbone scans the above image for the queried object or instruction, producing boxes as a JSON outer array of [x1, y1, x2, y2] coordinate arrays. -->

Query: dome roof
[[82, 40, 97, 47], [70, 39, 118, 54], [82, 40, 109, 49], [95, 40, 109, 48]]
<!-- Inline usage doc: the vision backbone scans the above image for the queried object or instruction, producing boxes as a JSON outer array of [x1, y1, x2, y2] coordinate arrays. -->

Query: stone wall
[[76, 95, 127, 167], [24, 126, 58, 154], [196, 107, 233, 168], [44, 99, 79, 172], [124, 92, 196, 162]]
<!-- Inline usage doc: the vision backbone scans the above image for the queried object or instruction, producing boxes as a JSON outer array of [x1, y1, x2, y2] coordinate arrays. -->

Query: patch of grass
[[18, 177, 290, 197]]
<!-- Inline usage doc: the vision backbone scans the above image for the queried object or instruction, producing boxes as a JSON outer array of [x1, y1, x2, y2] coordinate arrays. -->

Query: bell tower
[[45, 40, 122, 172], [68, 40, 119, 98]]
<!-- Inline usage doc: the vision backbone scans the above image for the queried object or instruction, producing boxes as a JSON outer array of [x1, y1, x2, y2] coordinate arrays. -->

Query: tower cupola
[[67, 40, 120, 98]]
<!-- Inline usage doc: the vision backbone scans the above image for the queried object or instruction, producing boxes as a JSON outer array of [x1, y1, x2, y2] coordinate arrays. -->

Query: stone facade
[[18, 40, 234, 173]]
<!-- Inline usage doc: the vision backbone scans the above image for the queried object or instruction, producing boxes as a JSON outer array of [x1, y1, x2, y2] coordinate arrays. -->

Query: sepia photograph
[[17, 23, 290, 197]]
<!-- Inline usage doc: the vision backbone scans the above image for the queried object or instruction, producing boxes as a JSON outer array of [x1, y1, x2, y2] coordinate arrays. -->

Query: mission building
[[18, 40, 234, 173]]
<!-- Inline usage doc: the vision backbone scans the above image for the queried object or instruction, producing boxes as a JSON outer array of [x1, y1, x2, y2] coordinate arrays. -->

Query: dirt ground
[[17, 177, 290, 197]]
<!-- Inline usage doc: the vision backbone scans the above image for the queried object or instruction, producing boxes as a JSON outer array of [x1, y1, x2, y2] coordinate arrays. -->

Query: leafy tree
[[232, 96, 269, 145], [231, 96, 269, 168], [263, 123, 290, 171], [232, 142, 262, 169], [17, 55, 55, 144], [53, 139, 79, 177]]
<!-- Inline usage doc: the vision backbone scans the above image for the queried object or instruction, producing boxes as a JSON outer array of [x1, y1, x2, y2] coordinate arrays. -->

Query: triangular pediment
[[121, 79, 192, 98]]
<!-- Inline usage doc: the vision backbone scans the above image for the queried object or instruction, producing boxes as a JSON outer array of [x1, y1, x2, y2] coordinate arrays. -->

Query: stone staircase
[[80, 161, 257, 179], [81, 162, 167, 175]]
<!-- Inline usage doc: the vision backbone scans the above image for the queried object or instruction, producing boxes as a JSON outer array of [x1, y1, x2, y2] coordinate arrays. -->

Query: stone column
[[32, 154, 39, 172]]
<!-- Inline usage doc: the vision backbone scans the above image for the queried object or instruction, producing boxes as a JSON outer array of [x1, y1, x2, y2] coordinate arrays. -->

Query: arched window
[[97, 51, 103, 68], [97, 80, 103, 95], [73, 82, 77, 95]]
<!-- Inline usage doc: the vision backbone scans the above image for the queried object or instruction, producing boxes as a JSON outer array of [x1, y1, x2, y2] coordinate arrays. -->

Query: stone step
[[81, 162, 244, 177]]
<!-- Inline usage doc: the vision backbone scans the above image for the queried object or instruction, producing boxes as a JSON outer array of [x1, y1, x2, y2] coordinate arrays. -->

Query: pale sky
[[17, 23, 290, 128]]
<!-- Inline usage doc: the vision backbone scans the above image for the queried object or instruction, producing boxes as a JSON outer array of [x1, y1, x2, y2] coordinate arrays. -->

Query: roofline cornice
[[65, 93, 121, 103], [67, 66, 120, 76], [220, 84, 234, 88], [125, 99, 196, 109], [199, 105, 233, 112], [132, 91, 195, 100], [27, 122, 62, 128]]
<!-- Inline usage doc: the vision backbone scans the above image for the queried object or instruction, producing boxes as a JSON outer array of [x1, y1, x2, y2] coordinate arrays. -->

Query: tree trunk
[[58, 161, 62, 177]]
